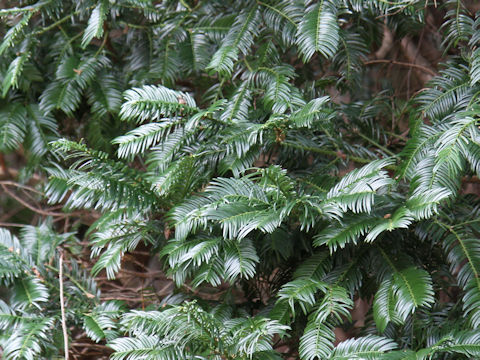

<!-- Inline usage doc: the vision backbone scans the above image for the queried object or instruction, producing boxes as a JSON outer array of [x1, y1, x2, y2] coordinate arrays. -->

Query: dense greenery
[[1, 0, 480, 358]]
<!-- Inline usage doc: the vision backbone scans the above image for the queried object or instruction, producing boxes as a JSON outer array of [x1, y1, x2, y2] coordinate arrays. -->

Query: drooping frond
[[299, 321, 335, 360], [330, 335, 398, 359], [39, 80, 82, 116], [313, 214, 376, 251], [120, 85, 198, 123], [82, 0, 109, 48], [0, 104, 27, 153], [0, 11, 32, 55], [277, 278, 327, 315], [416, 64, 471, 122], [312, 285, 353, 323], [220, 81, 252, 123], [333, 30, 369, 84], [2, 39, 31, 96], [1, 317, 56, 360], [441, 0, 474, 50], [296, 0, 340, 61], [441, 224, 480, 328], [0, 228, 26, 283], [207, 6, 260, 75], [223, 238, 259, 282], [373, 278, 401, 333], [260, 0, 302, 46], [12, 277, 49, 309], [248, 64, 301, 113], [289, 96, 331, 128], [40, 54, 110, 115], [113, 121, 179, 159], [470, 48, 480, 85], [83, 301, 124, 343], [324, 158, 395, 216], [169, 170, 294, 241], [373, 248, 435, 324], [109, 301, 289, 359]]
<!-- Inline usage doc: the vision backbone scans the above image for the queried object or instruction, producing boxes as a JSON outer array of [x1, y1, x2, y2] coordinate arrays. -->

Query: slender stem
[[0, 180, 44, 195], [385, 130, 407, 141], [34, 6, 95, 36], [0, 221, 25, 227], [357, 132, 396, 156], [256, 0, 298, 28], [453, 218, 480, 228], [243, 58, 253, 72], [179, 0, 192, 11], [94, 30, 109, 57], [1, 184, 65, 217], [280, 141, 398, 170], [45, 264, 98, 303], [364, 59, 437, 76], [59, 253, 69, 360]]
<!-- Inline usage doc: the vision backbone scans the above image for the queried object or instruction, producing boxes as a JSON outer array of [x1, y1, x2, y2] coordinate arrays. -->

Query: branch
[[1, 184, 66, 217], [400, 36, 438, 82], [34, 6, 95, 35], [71, 342, 112, 352], [45, 264, 98, 301], [374, 25, 394, 59], [59, 253, 69, 360], [0, 180, 44, 195], [0, 221, 25, 227], [363, 59, 437, 77], [0, 154, 10, 178], [280, 142, 398, 170]]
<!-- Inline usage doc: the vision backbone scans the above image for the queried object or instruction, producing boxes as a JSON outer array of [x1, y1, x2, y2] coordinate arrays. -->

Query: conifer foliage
[[1, 0, 480, 359]]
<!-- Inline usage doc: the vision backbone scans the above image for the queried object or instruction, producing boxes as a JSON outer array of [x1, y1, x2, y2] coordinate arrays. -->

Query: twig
[[1, 185, 66, 217], [34, 6, 95, 35], [179, 0, 192, 11], [59, 253, 69, 360], [280, 142, 398, 170], [374, 24, 393, 59], [356, 132, 397, 157], [71, 342, 112, 351], [119, 268, 164, 277], [0, 180, 44, 195], [0, 221, 25, 227], [363, 59, 437, 77], [100, 294, 156, 301], [0, 154, 10, 178], [45, 264, 98, 302]]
